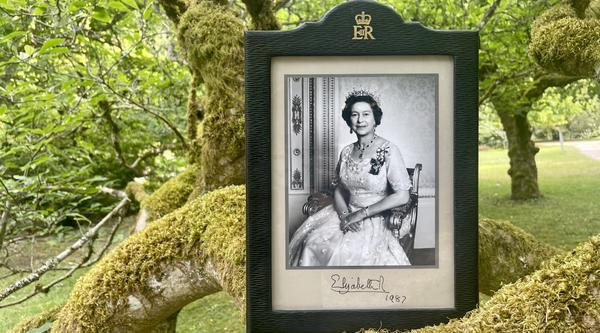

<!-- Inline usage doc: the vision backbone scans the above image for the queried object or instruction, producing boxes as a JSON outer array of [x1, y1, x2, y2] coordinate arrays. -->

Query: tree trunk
[[241, 0, 281, 30], [495, 104, 541, 200]]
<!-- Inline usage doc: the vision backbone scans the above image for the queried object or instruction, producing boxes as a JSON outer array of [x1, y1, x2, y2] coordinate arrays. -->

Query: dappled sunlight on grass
[[178, 291, 244, 333], [479, 145, 600, 249]]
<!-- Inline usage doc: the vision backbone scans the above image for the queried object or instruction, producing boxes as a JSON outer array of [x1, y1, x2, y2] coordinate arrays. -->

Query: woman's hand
[[340, 208, 368, 233]]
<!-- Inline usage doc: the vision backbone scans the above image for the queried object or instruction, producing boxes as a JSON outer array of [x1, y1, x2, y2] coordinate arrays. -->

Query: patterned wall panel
[[287, 77, 313, 193], [314, 77, 337, 193], [287, 76, 336, 194]]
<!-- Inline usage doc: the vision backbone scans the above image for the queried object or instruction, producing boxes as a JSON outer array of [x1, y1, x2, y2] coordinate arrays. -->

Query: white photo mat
[[271, 56, 455, 310]]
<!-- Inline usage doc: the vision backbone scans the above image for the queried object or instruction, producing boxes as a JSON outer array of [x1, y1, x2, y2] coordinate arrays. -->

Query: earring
[[350, 128, 353, 134]]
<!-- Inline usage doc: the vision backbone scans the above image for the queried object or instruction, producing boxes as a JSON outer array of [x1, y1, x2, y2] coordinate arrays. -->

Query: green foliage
[[0, 0, 189, 238], [479, 102, 506, 147], [530, 80, 600, 140]]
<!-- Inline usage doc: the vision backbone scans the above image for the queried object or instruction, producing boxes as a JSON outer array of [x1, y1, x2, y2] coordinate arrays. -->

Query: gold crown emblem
[[355, 11, 371, 25]]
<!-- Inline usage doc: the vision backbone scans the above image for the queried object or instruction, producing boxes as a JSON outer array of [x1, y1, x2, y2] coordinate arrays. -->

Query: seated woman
[[289, 91, 413, 267]]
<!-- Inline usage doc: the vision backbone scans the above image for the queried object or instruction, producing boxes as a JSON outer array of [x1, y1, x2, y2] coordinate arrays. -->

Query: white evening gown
[[289, 140, 412, 267]]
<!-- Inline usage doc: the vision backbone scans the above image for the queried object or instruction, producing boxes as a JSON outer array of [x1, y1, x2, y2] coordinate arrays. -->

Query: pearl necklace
[[356, 135, 377, 159]]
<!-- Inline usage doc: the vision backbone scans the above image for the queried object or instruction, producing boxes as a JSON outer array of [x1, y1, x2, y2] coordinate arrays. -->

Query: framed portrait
[[245, 1, 478, 332]]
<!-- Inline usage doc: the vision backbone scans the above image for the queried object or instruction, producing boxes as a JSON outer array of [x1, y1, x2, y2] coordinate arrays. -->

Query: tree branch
[[478, 0, 502, 30], [479, 70, 532, 105], [0, 197, 130, 303], [0, 201, 11, 250], [99, 187, 128, 200], [98, 80, 188, 150], [130, 144, 177, 170], [524, 73, 583, 99], [99, 99, 184, 174], [0, 239, 94, 309], [242, 0, 281, 30], [99, 100, 131, 171]]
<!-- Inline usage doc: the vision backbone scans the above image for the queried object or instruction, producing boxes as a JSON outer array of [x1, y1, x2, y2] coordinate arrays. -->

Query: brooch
[[369, 146, 389, 175]]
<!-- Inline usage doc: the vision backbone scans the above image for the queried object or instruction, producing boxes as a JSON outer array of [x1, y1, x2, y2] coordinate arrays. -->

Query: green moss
[[409, 234, 600, 332], [197, 96, 246, 190], [478, 218, 562, 294], [186, 74, 202, 165], [178, 1, 246, 193], [142, 166, 199, 221], [178, 1, 244, 97], [156, 0, 188, 24], [188, 185, 247, 312], [52, 185, 246, 332], [530, 2, 600, 78], [125, 181, 149, 204], [9, 305, 61, 333]]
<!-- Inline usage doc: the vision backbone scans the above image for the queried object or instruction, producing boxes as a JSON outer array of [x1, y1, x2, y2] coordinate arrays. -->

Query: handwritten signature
[[329, 274, 389, 295]]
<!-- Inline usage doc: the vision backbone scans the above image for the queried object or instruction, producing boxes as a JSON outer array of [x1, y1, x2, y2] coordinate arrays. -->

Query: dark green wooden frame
[[245, 1, 479, 332]]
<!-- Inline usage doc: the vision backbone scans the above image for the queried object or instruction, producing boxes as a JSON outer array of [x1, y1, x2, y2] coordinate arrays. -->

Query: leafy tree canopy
[[0, 0, 189, 238]]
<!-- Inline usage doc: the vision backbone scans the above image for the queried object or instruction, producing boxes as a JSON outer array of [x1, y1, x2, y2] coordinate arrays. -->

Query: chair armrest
[[387, 193, 417, 220], [303, 192, 334, 216], [385, 193, 418, 239]]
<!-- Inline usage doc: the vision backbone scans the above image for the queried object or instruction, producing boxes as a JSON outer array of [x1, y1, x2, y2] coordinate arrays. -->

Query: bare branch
[[0, 201, 11, 250], [0, 197, 130, 303], [479, 70, 532, 105], [99, 187, 128, 200], [0, 239, 94, 309], [98, 80, 188, 150], [99, 100, 130, 171], [130, 144, 176, 169], [478, 0, 502, 31], [83, 213, 125, 267], [273, 0, 292, 12], [99, 100, 181, 173]]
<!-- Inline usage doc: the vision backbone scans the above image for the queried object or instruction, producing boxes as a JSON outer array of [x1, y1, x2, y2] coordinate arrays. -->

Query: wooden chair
[[302, 163, 422, 262]]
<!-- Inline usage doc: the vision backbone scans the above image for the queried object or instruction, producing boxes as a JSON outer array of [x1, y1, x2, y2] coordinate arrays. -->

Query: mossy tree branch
[[242, 0, 281, 30], [51, 186, 246, 332], [39, 185, 597, 332], [478, 218, 561, 294], [407, 234, 600, 332], [131, 166, 197, 232], [178, 1, 246, 193], [530, 0, 600, 79], [157, 0, 188, 25]]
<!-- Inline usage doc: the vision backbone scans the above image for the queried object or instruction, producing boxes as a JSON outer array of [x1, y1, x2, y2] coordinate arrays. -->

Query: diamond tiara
[[344, 88, 381, 106]]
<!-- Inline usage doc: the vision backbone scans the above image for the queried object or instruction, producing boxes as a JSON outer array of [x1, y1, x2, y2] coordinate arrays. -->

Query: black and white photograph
[[285, 75, 437, 268], [247, 1, 478, 325]]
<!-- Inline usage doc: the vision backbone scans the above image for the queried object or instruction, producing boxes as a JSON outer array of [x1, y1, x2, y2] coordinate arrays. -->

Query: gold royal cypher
[[352, 11, 375, 40]]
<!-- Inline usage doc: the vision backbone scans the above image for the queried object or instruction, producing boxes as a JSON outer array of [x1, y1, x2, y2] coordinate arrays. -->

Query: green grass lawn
[[3, 143, 600, 332], [479, 144, 600, 249]]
